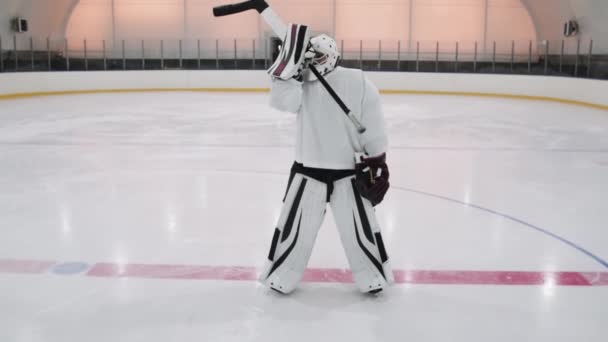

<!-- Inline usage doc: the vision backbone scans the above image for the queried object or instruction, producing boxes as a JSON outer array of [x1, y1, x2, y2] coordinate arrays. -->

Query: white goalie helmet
[[304, 34, 340, 80]]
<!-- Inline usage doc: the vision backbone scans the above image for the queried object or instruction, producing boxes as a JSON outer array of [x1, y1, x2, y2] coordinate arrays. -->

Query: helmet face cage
[[309, 34, 340, 76]]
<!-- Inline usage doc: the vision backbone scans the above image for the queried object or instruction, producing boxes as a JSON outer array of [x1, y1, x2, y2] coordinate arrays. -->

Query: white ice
[[0, 91, 607, 341]]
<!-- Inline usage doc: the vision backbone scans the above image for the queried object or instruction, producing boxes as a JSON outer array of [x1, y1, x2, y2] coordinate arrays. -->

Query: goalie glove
[[355, 153, 390, 206], [268, 23, 312, 81]]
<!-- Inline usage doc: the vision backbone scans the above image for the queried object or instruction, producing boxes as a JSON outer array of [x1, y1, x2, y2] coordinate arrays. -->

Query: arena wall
[[0, 71, 606, 109]]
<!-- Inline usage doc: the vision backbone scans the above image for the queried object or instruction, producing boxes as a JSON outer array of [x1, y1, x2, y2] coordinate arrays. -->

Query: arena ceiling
[[1, 0, 606, 48]]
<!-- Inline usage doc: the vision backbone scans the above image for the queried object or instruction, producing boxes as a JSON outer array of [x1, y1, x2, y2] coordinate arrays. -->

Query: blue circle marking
[[52, 262, 90, 275]]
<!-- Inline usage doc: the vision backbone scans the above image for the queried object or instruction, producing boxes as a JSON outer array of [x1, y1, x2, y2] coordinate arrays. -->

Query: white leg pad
[[330, 177, 394, 293], [259, 174, 327, 293]]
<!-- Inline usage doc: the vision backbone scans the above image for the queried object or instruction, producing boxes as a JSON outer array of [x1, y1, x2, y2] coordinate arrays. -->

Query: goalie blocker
[[268, 23, 312, 80]]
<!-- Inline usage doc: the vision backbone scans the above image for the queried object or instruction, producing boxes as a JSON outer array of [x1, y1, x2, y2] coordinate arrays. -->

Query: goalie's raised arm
[[269, 78, 303, 114]]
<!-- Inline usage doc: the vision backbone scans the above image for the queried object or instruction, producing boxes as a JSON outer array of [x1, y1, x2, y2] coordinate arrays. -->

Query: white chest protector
[[269, 67, 388, 170]]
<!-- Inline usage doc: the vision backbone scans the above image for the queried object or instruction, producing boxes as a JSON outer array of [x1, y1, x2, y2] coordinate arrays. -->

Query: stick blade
[[213, 1, 258, 17]]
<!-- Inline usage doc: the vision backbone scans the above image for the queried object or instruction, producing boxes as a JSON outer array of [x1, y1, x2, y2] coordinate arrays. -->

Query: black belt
[[289, 162, 356, 203]]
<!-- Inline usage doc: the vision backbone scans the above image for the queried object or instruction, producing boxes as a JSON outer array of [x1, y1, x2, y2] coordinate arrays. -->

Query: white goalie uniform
[[259, 66, 394, 293]]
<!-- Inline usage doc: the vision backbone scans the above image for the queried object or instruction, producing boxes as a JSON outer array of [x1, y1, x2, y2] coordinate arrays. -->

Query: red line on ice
[[85, 262, 608, 286], [1, 259, 607, 286], [0, 259, 55, 274]]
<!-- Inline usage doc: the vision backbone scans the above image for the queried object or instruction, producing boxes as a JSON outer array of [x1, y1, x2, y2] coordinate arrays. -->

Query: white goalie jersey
[[270, 66, 388, 170]]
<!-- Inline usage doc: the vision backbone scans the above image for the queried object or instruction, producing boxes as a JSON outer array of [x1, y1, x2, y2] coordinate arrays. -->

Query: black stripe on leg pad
[[268, 213, 303, 277], [281, 178, 307, 242], [268, 228, 281, 261], [353, 213, 386, 280], [282, 168, 296, 203], [374, 232, 388, 263], [351, 179, 375, 244]]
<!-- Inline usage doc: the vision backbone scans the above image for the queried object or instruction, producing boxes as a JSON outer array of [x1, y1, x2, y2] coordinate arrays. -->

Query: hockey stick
[[212, 0, 264, 15], [213, 0, 286, 38], [308, 66, 366, 133], [212, 0, 367, 134]]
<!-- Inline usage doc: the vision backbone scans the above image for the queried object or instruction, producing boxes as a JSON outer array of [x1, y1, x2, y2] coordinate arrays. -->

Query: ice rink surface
[[1, 91, 607, 341]]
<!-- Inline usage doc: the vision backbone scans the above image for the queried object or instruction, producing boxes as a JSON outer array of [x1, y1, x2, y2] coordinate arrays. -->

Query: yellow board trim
[[0, 87, 606, 111], [380, 89, 608, 111], [0, 88, 268, 100]]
